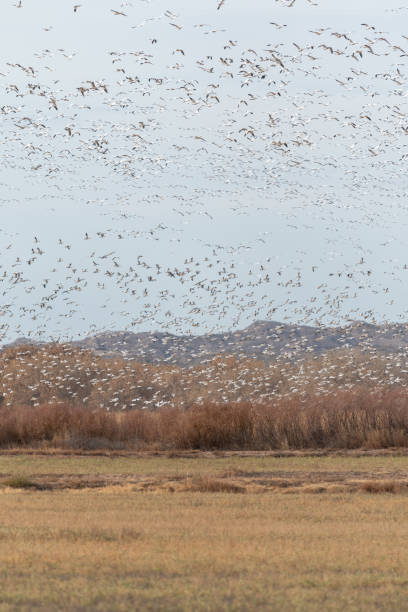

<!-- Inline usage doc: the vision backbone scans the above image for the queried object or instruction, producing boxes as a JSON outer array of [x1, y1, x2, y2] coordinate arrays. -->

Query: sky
[[1, 0, 408, 343]]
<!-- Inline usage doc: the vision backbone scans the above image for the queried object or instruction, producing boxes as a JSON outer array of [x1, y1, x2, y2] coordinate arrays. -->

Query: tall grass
[[1, 387, 408, 450]]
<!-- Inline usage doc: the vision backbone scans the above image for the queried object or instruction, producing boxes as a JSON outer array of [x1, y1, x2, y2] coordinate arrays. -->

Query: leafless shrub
[[0, 386, 408, 450]]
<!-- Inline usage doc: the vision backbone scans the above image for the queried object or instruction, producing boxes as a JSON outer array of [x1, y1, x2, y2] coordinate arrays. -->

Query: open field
[[0, 453, 408, 610], [1, 450, 408, 492]]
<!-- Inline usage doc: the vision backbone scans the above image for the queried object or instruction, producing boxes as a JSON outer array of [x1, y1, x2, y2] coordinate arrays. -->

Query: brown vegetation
[[358, 480, 402, 494], [1, 342, 406, 412], [2, 342, 408, 451], [1, 387, 408, 450], [2, 475, 36, 489], [184, 476, 246, 493]]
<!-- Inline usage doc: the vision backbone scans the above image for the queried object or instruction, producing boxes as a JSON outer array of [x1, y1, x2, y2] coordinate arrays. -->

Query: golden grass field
[[1, 452, 408, 611]]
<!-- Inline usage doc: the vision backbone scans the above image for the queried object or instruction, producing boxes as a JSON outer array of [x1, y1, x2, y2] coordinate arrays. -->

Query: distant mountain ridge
[[4, 321, 408, 366]]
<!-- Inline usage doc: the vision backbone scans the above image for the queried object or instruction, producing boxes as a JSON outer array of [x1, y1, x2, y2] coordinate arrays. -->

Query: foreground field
[[1, 450, 408, 492], [1, 452, 408, 611]]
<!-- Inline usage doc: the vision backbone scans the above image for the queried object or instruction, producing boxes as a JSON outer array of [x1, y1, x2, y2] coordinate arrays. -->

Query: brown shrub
[[359, 480, 402, 494], [0, 387, 408, 450], [172, 402, 255, 449]]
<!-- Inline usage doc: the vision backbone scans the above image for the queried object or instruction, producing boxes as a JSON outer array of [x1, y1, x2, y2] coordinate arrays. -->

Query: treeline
[[2, 342, 408, 450], [0, 342, 406, 411], [1, 388, 408, 450]]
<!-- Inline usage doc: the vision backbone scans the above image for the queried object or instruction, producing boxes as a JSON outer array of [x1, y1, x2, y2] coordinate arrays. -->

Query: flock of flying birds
[[1, 0, 408, 407]]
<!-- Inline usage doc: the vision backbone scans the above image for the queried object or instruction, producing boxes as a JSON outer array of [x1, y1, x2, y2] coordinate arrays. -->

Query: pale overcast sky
[[1, 0, 408, 342]]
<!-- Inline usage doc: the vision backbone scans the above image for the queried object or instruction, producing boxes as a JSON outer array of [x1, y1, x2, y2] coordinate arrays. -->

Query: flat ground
[[1, 451, 408, 611]]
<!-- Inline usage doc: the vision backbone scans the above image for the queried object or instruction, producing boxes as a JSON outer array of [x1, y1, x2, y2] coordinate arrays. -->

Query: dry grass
[[2, 449, 408, 478], [2, 475, 36, 489], [1, 483, 408, 610], [183, 476, 246, 493], [0, 454, 406, 609], [0, 452, 408, 495]]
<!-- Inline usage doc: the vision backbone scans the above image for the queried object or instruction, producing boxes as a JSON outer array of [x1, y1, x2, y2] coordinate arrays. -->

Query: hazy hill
[[5, 321, 408, 367], [5, 320, 403, 366]]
